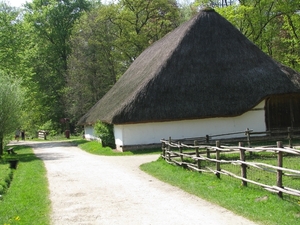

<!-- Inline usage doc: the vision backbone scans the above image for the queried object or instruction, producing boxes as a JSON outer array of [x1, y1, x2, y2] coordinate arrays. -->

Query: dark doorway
[[266, 94, 300, 130]]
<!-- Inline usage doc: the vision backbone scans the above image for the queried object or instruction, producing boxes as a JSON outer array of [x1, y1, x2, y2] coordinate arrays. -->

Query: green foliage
[[0, 160, 13, 195], [0, 2, 27, 77], [65, 5, 119, 122], [0, 72, 24, 154], [115, 0, 181, 61], [0, 3, 36, 137], [22, 0, 90, 127], [194, 0, 237, 8], [39, 119, 59, 136], [216, 0, 300, 71], [178, 1, 198, 24], [94, 121, 115, 148]]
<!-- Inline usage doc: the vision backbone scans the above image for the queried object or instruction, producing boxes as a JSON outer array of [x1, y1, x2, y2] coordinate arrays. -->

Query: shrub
[[39, 120, 59, 136], [94, 121, 115, 148]]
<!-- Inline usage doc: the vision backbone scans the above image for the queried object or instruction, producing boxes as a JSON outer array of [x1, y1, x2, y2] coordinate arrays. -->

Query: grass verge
[[0, 145, 51, 225], [140, 157, 300, 225]]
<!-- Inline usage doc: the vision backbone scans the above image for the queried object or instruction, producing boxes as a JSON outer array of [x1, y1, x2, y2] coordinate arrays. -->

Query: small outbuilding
[[78, 8, 300, 151]]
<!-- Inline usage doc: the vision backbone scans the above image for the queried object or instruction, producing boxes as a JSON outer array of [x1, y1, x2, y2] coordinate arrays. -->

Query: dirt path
[[25, 141, 257, 225]]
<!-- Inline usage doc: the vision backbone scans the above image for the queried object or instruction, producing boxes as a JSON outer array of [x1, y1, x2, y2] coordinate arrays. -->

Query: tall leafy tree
[[269, 1, 300, 71], [0, 2, 26, 77], [65, 4, 119, 124], [110, 0, 181, 63], [23, 0, 90, 129], [0, 72, 24, 154]]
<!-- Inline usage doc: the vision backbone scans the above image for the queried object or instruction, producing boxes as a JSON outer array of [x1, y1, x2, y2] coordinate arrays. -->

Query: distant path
[[18, 141, 257, 225]]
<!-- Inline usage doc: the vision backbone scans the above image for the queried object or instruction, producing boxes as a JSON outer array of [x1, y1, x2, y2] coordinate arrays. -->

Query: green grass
[[140, 157, 300, 225], [0, 162, 12, 195], [73, 139, 161, 156], [216, 152, 300, 191], [0, 145, 51, 225]]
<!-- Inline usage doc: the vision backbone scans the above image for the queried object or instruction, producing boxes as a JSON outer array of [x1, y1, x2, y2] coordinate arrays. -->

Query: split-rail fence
[[161, 128, 300, 198]]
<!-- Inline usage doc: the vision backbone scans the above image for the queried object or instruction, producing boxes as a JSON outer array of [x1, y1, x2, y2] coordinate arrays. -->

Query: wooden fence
[[161, 132, 300, 198], [169, 127, 300, 147], [38, 130, 47, 140]]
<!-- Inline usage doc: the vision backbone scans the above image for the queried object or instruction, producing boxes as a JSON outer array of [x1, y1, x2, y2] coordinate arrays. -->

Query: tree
[[110, 0, 181, 63], [65, 1, 182, 125], [0, 2, 27, 77], [194, 0, 237, 8], [215, 0, 300, 71], [269, 1, 300, 71], [65, 4, 119, 125], [0, 72, 24, 155], [23, 0, 90, 131], [178, 0, 198, 24]]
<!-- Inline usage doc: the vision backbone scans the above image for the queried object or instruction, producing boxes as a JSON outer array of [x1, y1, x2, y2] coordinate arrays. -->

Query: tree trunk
[[0, 132, 3, 156]]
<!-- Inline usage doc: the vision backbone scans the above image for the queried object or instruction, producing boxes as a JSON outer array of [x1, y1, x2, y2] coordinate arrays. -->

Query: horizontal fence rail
[[161, 128, 300, 198], [169, 127, 300, 147]]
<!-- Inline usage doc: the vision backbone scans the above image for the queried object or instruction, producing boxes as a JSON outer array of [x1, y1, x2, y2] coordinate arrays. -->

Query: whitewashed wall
[[83, 125, 100, 141], [114, 101, 266, 150]]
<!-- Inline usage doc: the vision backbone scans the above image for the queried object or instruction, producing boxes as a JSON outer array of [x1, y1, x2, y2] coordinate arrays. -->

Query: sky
[[8, 0, 30, 7]]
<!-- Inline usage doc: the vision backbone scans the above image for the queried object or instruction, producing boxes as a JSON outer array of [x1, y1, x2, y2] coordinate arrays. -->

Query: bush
[[39, 120, 59, 136], [94, 121, 115, 148], [0, 165, 13, 195]]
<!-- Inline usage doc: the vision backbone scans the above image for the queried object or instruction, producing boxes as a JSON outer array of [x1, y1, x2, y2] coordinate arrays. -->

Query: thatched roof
[[78, 8, 300, 125]]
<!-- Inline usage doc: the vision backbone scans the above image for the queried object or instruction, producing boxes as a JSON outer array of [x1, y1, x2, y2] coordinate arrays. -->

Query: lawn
[[0, 145, 51, 225]]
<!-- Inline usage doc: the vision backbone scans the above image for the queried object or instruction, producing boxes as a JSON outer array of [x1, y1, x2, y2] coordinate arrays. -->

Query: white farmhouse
[[78, 8, 300, 151]]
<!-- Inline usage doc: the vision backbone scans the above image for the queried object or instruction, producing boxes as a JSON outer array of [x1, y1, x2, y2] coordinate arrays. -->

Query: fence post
[[239, 142, 247, 186], [179, 141, 183, 162], [168, 137, 172, 162], [161, 139, 166, 158], [206, 147, 210, 158], [216, 141, 221, 178], [205, 135, 210, 158], [206, 135, 209, 144], [245, 128, 251, 147], [245, 128, 252, 156], [277, 141, 283, 198], [288, 127, 293, 148], [195, 140, 201, 172]]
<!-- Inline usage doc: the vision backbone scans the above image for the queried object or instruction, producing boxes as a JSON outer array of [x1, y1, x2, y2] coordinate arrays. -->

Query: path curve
[[25, 141, 257, 225]]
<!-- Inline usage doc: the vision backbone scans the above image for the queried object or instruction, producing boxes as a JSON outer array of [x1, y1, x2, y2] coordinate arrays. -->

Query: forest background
[[0, 0, 299, 153]]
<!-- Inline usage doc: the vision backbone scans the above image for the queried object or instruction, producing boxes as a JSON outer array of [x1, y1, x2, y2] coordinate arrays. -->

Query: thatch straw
[[78, 8, 300, 125]]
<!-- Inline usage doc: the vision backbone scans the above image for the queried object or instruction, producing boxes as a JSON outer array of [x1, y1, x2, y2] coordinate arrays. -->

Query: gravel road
[[24, 141, 257, 225]]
